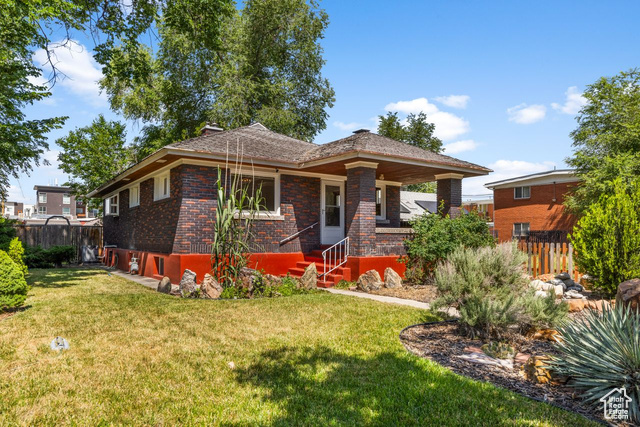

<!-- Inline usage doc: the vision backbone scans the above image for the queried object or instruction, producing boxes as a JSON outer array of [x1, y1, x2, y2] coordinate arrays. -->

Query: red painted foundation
[[104, 247, 405, 285]]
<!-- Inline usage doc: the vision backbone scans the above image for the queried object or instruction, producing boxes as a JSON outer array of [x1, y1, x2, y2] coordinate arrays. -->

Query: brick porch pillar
[[345, 161, 378, 256], [386, 185, 401, 227], [436, 173, 463, 218]]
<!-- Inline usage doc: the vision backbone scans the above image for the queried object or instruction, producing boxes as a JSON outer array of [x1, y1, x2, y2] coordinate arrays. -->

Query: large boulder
[[157, 276, 172, 294], [530, 280, 554, 292], [179, 269, 198, 297], [300, 263, 317, 289], [555, 272, 571, 280], [357, 270, 383, 292], [384, 267, 402, 288], [238, 267, 258, 292], [201, 273, 223, 299], [553, 284, 564, 298], [616, 278, 640, 312]]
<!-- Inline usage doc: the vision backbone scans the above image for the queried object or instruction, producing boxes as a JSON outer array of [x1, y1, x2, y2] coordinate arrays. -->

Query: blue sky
[[10, 0, 640, 204]]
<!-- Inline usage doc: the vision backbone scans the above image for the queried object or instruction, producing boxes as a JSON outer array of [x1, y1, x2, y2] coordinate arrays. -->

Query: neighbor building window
[[38, 192, 47, 203], [76, 208, 84, 214], [62, 207, 71, 215], [38, 206, 46, 214], [154, 171, 171, 200], [63, 193, 71, 204], [514, 186, 531, 199], [375, 186, 386, 219], [105, 194, 119, 216], [231, 174, 276, 211], [513, 222, 530, 237], [129, 184, 140, 207]]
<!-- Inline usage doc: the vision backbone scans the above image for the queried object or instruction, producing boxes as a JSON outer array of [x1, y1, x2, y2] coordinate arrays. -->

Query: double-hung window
[[155, 172, 171, 200], [514, 186, 531, 199], [38, 192, 47, 203], [231, 174, 276, 212], [513, 222, 530, 237], [130, 185, 140, 207], [63, 194, 71, 204], [105, 194, 119, 216]]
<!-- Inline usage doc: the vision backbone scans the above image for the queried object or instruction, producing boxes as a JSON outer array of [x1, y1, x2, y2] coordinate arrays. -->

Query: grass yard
[[0, 269, 594, 426]]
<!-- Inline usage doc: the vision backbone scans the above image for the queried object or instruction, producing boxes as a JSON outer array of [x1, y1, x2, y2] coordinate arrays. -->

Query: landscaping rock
[[157, 276, 172, 294], [456, 352, 513, 370], [553, 285, 564, 298], [580, 274, 594, 287], [201, 273, 223, 299], [179, 269, 198, 297], [616, 278, 640, 312], [555, 272, 571, 280], [562, 278, 576, 288], [524, 356, 552, 384], [170, 284, 181, 296], [530, 279, 551, 291], [549, 278, 565, 288], [566, 283, 584, 293], [564, 289, 586, 299], [238, 267, 258, 292], [586, 299, 613, 312], [534, 290, 549, 298], [531, 329, 561, 342], [566, 299, 585, 312], [384, 267, 402, 288], [357, 270, 383, 292], [300, 263, 317, 289], [264, 274, 281, 286], [514, 352, 531, 366]]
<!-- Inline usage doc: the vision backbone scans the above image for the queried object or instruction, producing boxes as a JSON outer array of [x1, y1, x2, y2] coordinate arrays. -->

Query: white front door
[[320, 180, 345, 245]]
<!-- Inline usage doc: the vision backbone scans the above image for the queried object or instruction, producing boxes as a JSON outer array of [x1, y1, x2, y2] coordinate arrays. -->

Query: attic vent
[[201, 123, 223, 136], [353, 129, 370, 134]]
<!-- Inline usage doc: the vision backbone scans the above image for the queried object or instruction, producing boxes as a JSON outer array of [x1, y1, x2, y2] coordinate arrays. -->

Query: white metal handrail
[[321, 237, 349, 278]]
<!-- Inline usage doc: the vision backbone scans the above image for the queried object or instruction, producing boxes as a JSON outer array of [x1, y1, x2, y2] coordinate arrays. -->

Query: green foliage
[[335, 280, 355, 290], [0, 217, 17, 252], [56, 115, 133, 209], [404, 210, 495, 282], [377, 111, 443, 193], [7, 238, 27, 278], [212, 168, 263, 288], [566, 69, 640, 213], [570, 178, 640, 297], [434, 243, 567, 340], [0, 250, 29, 311], [481, 342, 515, 359], [550, 305, 640, 423], [24, 245, 75, 269]]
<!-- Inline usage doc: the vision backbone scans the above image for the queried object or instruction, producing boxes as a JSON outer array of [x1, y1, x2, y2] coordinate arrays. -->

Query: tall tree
[[377, 111, 443, 192], [56, 116, 132, 209], [101, 0, 335, 158], [565, 69, 640, 213], [0, 0, 234, 198]]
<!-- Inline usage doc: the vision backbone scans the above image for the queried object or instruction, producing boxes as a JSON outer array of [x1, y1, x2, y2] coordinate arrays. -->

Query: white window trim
[[229, 170, 281, 217], [129, 184, 140, 207], [62, 207, 71, 215], [38, 206, 47, 214], [105, 194, 119, 216], [514, 186, 531, 200], [62, 194, 71, 204], [375, 182, 387, 220], [513, 222, 530, 237], [154, 171, 171, 201], [38, 192, 47, 203]]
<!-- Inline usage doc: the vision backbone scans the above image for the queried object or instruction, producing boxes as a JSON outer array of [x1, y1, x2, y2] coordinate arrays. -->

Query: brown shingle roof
[[299, 131, 490, 172], [166, 123, 489, 173]]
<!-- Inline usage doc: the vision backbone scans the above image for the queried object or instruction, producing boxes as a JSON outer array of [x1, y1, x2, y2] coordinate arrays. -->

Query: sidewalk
[[100, 266, 158, 290]]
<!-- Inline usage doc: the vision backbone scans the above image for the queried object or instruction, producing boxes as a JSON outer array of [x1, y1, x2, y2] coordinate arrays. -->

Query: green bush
[[0, 217, 17, 252], [550, 305, 640, 423], [47, 246, 74, 267], [404, 210, 495, 283], [7, 238, 27, 277], [24, 245, 75, 269], [433, 242, 568, 339], [0, 250, 29, 311], [570, 178, 640, 297]]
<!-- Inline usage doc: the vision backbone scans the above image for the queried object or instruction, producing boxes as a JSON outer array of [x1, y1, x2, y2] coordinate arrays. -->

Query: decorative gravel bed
[[400, 321, 606, 424]]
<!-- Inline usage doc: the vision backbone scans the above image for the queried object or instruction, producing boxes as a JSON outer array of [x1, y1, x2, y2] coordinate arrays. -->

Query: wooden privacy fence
[[517, 241, 581, 281], [14, 224, 103, 262]]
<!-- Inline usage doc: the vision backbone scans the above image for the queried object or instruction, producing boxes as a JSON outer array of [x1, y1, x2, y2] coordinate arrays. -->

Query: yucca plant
[[550, 305, 640, 423], [211, 165, 264, 288]]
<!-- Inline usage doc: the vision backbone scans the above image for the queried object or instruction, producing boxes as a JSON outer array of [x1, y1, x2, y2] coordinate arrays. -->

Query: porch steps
[[282, 257, 351, 289]]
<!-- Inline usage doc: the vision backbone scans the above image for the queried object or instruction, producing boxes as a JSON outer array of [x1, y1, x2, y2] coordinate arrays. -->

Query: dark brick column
[[386, 185, 401, 227], [436, 173, 463, 218], [345, 163, 377, 256]]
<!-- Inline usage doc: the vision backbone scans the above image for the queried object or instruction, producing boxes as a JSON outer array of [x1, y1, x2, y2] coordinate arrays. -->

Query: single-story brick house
[[485, 169, 579, 242], [89, 123, 490, 286]]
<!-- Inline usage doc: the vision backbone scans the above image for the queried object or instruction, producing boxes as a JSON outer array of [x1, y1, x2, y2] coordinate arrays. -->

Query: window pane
[[376, 188, 382, 216], [325, 206, 340, 226], [524, 186, 530, 198], [63, 194, 71, 204], [233, 175, 275, 211], [324, 185, 340, 227], [63, 207, 70, 215]]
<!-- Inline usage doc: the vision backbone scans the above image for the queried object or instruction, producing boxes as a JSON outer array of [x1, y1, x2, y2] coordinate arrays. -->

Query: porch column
[[435, 173, 463, 218], [345, 161, 378, 256]]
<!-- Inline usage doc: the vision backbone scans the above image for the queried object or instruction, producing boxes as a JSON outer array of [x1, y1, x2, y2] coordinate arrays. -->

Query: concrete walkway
[[100, 267, 158, 290]]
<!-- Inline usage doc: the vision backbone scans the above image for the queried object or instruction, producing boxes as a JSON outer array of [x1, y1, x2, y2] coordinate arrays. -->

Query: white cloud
[[443, 139, 477, 155], [507, 103, 546, 124], [462, 159, 557, 196], [384, 97, 470, 141], [33, 40, 105, 106], [551, 86, 587, 115], [333, 121, 364, 132], [434, 95, 470, 109]]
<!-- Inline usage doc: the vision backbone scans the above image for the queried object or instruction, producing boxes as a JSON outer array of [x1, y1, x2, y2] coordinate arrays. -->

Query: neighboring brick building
[[90, 123, 490, 284], [485, 169, 579, 242]]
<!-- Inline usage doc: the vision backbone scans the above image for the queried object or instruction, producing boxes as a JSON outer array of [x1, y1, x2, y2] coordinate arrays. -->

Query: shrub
[[404, 210, 495, 282], [570, 178, 640, 297], [433, 242, 568, 339], [7, 238, 27, 277], [550, 305, 640, 423], [0, 217, 17, 252], [481, 342, 515, 359], [0, 250, 29, 311], [47, 245, 74, 267], [24, 245, 75, 269]]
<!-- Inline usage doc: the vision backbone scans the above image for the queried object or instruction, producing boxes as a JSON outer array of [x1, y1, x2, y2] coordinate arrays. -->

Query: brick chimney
[[201, 122, 223, 136]]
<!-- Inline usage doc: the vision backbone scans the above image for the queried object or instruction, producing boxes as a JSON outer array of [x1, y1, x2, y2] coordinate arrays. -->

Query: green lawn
[[0, 268, 593, 425]]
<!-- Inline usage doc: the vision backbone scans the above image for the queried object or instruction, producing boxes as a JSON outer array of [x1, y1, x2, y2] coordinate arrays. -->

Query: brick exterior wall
[[493, 181, 578, 242], [437, 177, 462, 217], [346, 167, 377, 256], [375, 230, 411, 255], [35, 188, 77, 217], [385, 185, 401, 227]]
